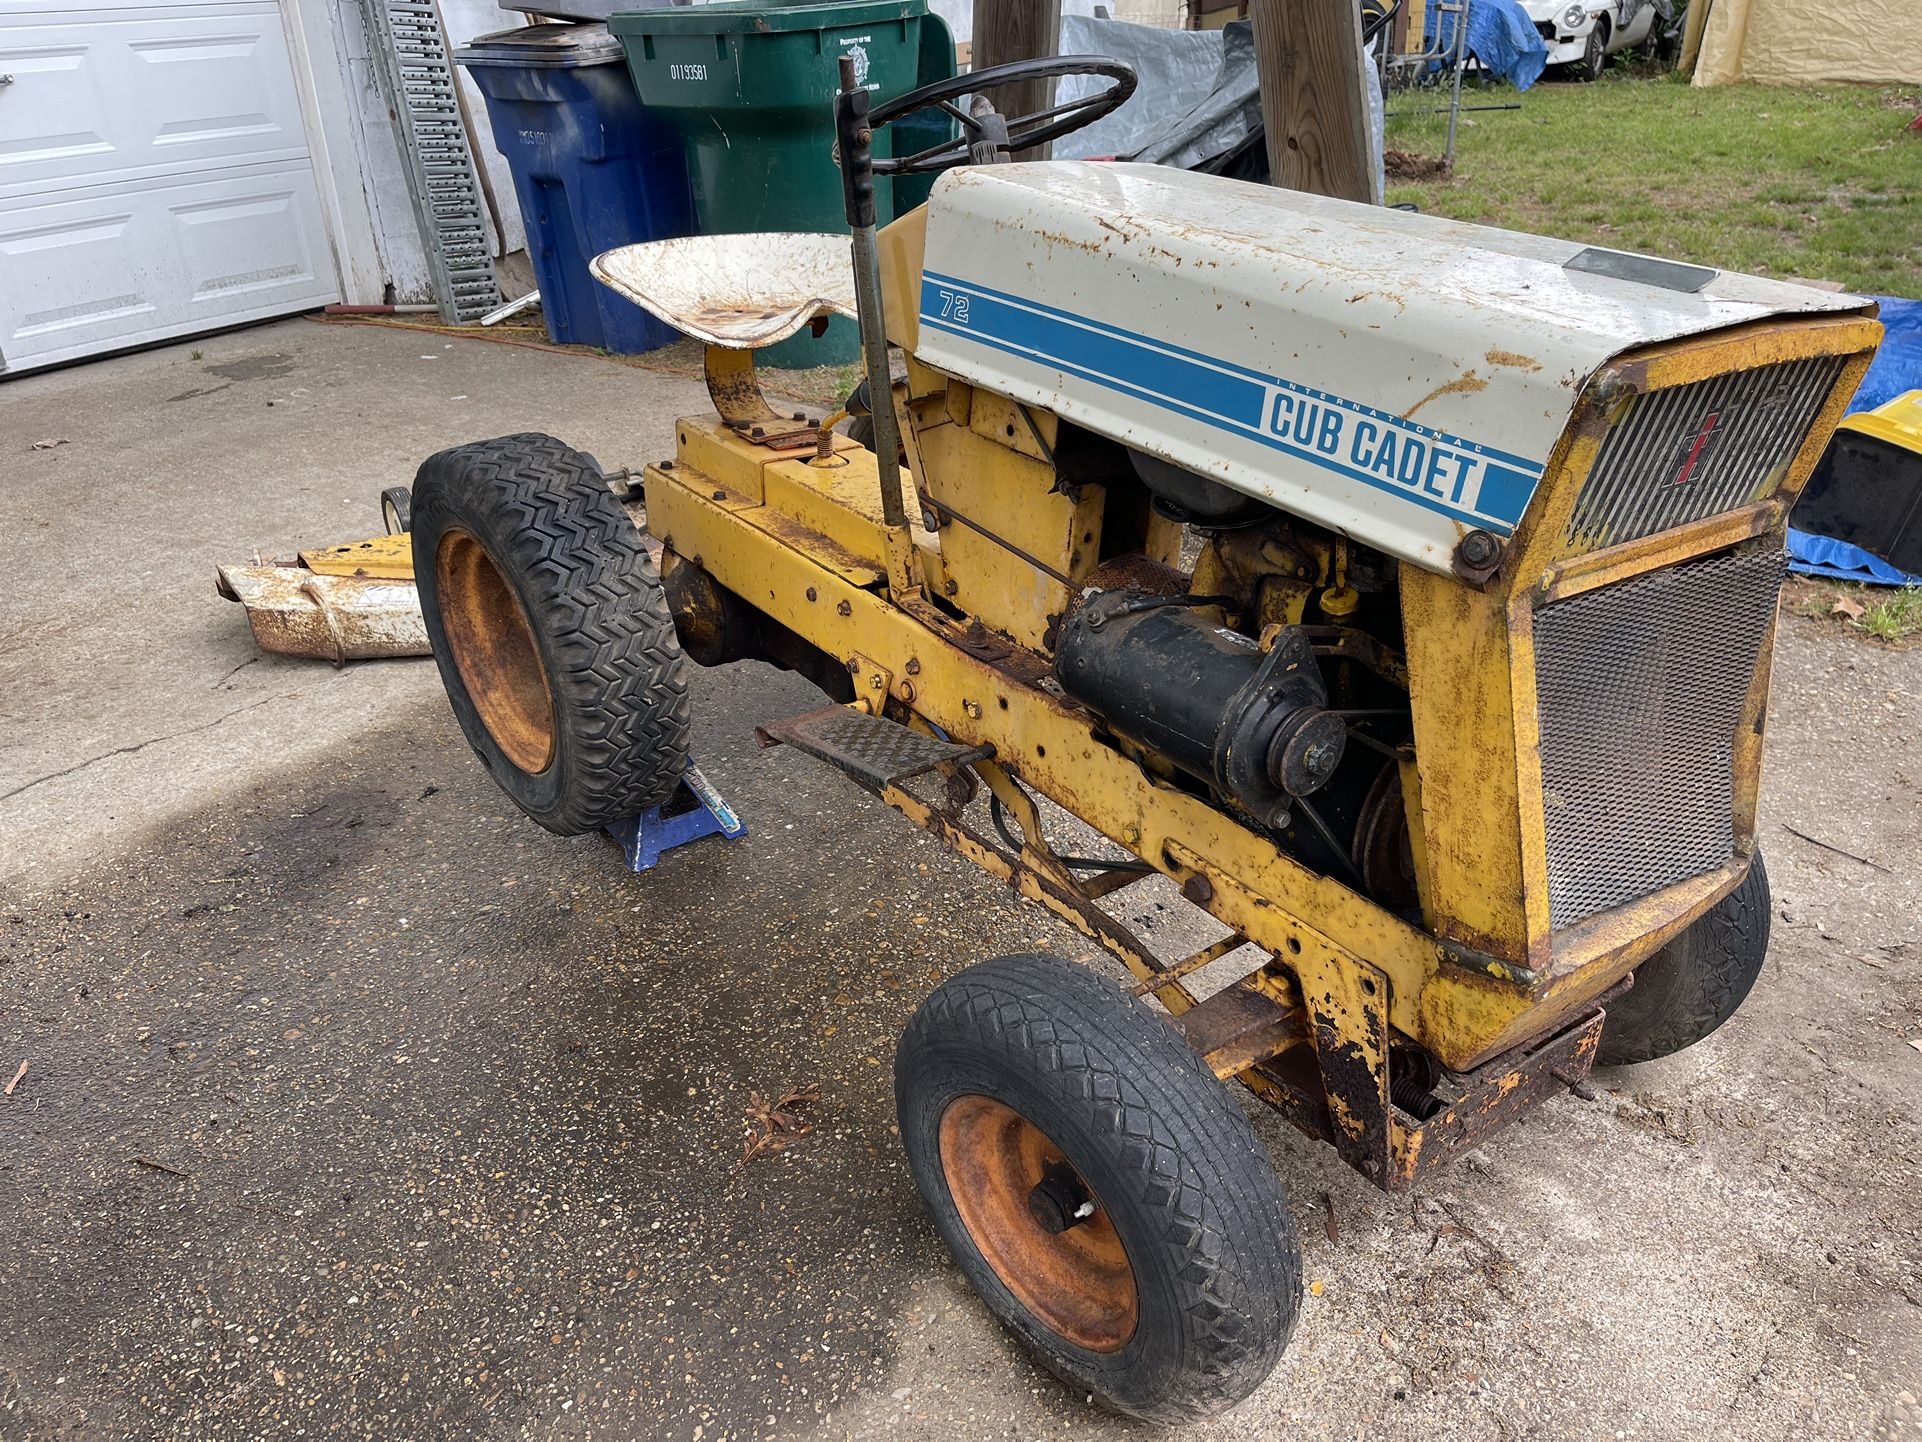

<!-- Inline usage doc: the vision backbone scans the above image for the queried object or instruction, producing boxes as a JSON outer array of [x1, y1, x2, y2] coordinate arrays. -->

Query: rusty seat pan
[[590, 233, 857, 350]]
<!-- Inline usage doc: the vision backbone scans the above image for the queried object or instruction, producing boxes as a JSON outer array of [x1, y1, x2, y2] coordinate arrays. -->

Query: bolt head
[[1457, 529, 1500, 569]]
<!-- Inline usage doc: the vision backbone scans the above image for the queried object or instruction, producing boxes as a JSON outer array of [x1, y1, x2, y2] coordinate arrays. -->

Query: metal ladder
[[357, 0, 502, 323]]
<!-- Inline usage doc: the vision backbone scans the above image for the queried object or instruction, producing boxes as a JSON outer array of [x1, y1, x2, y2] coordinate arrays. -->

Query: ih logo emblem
[[1668, 410, 1721, 487], [1667, 381, 1794, 488]]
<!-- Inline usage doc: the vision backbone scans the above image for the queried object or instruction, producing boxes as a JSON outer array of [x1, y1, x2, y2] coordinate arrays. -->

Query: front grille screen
[[1533, 545, 1783, 928], [1567, 356, 1843, 550]]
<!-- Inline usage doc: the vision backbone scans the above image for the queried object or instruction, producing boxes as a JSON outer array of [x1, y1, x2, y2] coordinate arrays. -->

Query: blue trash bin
[[456, 22, 694, 354]]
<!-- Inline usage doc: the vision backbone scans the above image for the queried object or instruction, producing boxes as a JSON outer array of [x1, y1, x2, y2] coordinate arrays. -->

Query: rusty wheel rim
[[434, 527, 555, 774], [938, 1095, 1138, 1353]]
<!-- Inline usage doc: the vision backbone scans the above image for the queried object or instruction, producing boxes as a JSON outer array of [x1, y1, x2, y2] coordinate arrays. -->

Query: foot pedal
[[606, 757, 746, 873], [756, 705, 993, 792]]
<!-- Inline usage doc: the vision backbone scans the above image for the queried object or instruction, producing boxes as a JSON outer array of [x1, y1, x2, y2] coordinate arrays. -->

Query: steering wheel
[[868, 55, 1138, 176]]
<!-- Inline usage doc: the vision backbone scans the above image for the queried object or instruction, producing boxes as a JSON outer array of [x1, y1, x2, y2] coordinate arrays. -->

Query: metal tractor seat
[[592, 232, 856, 349], [593, 232, 858, 452]]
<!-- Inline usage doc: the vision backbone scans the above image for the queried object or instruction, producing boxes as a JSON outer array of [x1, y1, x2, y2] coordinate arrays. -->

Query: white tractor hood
[[913, 162, 1871, 573]]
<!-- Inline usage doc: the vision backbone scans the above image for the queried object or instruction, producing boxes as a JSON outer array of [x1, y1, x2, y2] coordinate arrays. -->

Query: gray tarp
[[1055, 17, 1383, 202], [1052, 15, 1224, 159]]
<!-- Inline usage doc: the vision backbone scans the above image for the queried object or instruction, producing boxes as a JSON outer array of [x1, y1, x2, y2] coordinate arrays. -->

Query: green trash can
[[609, 0, 953, 366]]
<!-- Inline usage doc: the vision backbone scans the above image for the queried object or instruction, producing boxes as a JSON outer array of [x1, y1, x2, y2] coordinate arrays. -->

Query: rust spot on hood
[[1402, 369, 1489, 419], [1484, 347, 1542, 372]]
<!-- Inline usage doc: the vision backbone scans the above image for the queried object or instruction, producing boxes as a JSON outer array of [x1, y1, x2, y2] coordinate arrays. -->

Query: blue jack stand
[[605, 758, 746, 873]]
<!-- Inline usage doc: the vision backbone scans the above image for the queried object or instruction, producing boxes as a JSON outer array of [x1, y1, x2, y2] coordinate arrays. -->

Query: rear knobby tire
[[411, 433, 691, 835], [1597, 850, 1771, 1066], [896, 953, 1301, 1424]]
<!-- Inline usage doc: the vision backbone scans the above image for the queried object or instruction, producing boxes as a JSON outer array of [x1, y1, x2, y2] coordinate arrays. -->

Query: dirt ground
[[2, 319, 1918, 1442]]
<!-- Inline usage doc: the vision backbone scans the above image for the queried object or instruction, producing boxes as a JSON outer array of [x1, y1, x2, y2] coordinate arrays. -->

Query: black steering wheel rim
[[868, 55, 1138, 176]]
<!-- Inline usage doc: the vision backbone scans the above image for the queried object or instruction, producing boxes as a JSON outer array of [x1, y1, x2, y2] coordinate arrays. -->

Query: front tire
[[1598, 851, 1772, 1066], [411, 433, 691, 835], [380, 485, 412, 535], [896, 954, 1301, 1423], [1574, 20, 1609, 80]]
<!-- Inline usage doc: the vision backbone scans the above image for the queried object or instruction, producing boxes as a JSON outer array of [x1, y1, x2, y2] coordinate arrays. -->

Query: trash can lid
[[455, 21, 628, 67], [608, 0, 922, 39]]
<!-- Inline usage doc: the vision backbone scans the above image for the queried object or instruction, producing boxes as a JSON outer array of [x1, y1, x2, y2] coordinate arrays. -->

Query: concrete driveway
[[2, 318, 1918, 1442]]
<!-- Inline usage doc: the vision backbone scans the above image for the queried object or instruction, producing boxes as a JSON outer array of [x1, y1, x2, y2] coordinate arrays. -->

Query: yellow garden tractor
[[405, 56, 1881, 1422]]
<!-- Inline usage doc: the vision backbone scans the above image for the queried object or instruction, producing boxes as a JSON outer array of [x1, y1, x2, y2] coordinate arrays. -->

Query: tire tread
[[897, 954, 1301, 1423], [411, 433, 691, 834]]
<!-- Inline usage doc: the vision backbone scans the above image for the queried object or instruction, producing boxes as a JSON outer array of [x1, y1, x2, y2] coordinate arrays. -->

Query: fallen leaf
[[1831, 594, 1867, 621], [1907, 1039, 1922, 1055], [741, 1082, 820, 1165], [30, 437, 68, 451], [1309, 1280, 1325, 1296], [3, 1060, 24, 1095]]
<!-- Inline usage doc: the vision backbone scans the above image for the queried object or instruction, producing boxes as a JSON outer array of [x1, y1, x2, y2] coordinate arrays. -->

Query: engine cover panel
[[914, 162, 1870, 574]]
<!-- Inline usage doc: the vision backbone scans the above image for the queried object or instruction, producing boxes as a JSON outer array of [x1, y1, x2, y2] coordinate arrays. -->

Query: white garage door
[[0, 0, 341, 374]]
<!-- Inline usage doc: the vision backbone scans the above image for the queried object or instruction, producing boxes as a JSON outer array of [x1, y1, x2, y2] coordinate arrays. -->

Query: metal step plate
[[756, 706, 993, 791]]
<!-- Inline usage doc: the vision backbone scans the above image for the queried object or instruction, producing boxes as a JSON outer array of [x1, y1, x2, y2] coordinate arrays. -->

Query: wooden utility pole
[[971, 0, 1063, 159], [1249, 0, 1376, 203]]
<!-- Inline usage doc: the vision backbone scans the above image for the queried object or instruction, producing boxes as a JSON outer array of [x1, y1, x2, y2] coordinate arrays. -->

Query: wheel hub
[[937, 1094, 1138, 1353], [1026, 1162, 1096, 1235], [434, 527, 556, 774]]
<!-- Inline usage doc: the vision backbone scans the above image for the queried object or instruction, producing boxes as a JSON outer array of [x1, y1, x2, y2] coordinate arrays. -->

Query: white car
[[1524, 0, 1666, 80]]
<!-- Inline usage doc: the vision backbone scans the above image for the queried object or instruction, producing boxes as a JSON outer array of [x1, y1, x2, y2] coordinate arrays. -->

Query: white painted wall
[[318, 0, 435, 303], [288, 0, 525, 307]]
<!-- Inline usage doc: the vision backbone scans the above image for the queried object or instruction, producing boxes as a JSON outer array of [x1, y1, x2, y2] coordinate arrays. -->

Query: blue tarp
[[1786, 294, 1922, 586], [1851, 294, 1922, 412], [1426, 0, 1548, 90], [1787, 528, 1920, 586]]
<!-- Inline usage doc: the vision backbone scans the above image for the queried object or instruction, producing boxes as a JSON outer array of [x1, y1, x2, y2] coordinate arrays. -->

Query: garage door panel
[[0, 5, 312, 202], [173, 184, 325, 306], [0, 163, 334, 370], [0, 42, 110, 174], [0, 0, 339, 372], [134, 30, 282, 150], [1, 209, 158, 343]]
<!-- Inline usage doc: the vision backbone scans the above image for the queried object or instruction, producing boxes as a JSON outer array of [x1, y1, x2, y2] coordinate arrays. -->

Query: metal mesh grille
[[1567, 356, 1843, 549], [1533, 545, 1783, 928]]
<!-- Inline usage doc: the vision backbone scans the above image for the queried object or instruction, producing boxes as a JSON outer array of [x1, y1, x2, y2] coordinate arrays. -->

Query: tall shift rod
[[833, 53, 910, 532]]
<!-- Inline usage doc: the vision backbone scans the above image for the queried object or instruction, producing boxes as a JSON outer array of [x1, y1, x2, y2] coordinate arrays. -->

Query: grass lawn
[[1786, 578, 1922, 645], [1383, 75, 1922, 298]]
